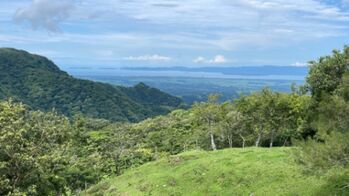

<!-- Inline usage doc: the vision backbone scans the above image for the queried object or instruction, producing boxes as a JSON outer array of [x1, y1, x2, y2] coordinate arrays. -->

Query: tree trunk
[[209, 121, 217, 151], [239, 134, 246, 149], [283, 138, 288, 146], [56, 190, 62, 196], [255, 132, 262, 147], [269, 131, 274, 148], [228, 134, 233, 148], [210, 132, 217, 151]]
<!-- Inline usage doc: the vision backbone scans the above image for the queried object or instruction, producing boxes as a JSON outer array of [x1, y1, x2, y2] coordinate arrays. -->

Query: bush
[[295, 132, 349, 172]]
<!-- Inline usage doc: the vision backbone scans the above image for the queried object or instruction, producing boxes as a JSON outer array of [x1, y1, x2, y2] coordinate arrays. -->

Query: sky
[[1, 0, 349, 68]]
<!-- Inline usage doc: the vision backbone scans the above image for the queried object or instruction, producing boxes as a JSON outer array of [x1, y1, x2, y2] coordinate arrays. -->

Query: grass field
[[85, 148, 347, 196]]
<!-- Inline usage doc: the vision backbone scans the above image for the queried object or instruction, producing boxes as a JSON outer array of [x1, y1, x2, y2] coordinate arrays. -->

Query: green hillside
[[0, 48, 182, 121], [85, 148, 345, 196]]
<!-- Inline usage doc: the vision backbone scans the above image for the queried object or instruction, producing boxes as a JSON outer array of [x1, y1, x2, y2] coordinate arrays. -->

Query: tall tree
[[193, 94, 222, 150], [220, 103, 246, 148], [296, 46, 349, 191]]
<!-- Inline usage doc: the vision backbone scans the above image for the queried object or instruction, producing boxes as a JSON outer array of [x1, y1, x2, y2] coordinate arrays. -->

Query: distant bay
[[62, 65, 307, 81], [61, 65, 306, 104]]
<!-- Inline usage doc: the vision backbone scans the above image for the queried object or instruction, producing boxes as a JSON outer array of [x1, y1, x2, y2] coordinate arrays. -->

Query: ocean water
[[61, 67, 306, 81]]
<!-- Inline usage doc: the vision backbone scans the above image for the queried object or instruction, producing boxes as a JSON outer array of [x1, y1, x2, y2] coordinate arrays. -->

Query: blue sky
[[1, 0, 349, 68]]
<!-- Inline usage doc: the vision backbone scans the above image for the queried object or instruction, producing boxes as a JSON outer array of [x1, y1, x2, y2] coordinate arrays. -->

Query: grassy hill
[[0, 48, 182, 121], [85, 148, 346, 196]]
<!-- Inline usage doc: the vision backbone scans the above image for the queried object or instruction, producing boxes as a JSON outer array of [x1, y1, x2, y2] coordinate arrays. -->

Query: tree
[[193, 94, 223, 150], [304, 46, 349, 137], [0, 100, 72, 195], [277, 93, 310, 146], [306, 46, 349, 100], [236, 89, 274, 147], [219, 103, 246, 148], [296, 46, 349, 193], [236, 88, 305, 147]]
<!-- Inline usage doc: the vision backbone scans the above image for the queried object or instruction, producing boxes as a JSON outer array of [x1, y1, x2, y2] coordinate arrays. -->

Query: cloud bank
[[291, 62, 308, 67], [2, 0, 349, 66], [14, 0, 75, 32], [194, 55, 228, 64], [124, 55, 172, 62]]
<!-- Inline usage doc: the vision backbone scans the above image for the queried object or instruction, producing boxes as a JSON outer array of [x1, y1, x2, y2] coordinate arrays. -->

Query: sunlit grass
[[84, 147, 344, 196]]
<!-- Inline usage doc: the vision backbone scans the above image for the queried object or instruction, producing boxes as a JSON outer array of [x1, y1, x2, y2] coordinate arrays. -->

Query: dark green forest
[[0, 47, 349, 195], [0, 48, 183, 122]]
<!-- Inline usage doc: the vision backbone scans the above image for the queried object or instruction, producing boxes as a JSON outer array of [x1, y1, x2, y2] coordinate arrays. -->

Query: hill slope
[[0, 48, 182, 121], [85, 148, 345, 196]]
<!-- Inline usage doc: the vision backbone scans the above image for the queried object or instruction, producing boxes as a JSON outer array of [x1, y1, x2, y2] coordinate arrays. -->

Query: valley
[[69, 71, 305, 104]]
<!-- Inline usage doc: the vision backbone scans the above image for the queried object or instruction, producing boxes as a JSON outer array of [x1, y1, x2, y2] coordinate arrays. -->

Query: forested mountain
[[0, 48, 182, 121]]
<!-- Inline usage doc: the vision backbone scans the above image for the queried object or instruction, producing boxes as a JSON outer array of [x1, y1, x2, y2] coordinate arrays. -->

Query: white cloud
[[194, 55, 228, 64], [89, 0, 349, 24], [72, 0, 349, 51], [209, 55, 227, 64], [124, 55, 172, 62], [193, 56, 206, 63], [13, 0, 75, 32], [291, 62, 308, 67], [3, 0, 349, 66], [7, 1, 349, 50]]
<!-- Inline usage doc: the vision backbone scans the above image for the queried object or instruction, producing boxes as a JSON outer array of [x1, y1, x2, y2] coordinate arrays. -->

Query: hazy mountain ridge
[[0, 48, 182, 122]]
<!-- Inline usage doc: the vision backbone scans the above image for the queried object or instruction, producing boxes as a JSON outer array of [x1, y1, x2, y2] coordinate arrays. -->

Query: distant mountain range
[[0, 48, 183, 122], [122, 65, 308, 76]]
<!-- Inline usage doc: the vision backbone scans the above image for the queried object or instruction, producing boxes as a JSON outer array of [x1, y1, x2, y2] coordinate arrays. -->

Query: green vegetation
[[1, 46, 349, 195], [85, 148, 346, 196], [0, 48, 182, 122], [294, 46, 349, 174], [0, 101, 72, 195]]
